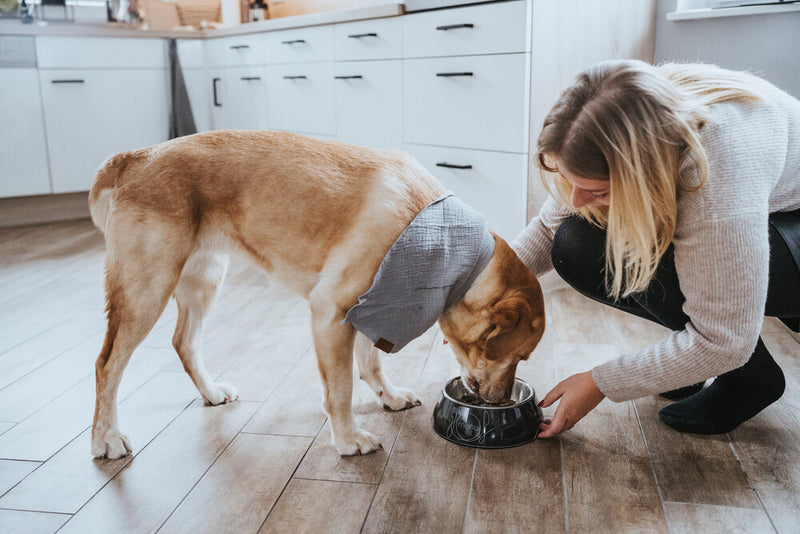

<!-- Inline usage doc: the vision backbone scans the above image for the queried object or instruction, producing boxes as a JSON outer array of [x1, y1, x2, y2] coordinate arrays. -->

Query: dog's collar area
[[343, 192, 495, 354]]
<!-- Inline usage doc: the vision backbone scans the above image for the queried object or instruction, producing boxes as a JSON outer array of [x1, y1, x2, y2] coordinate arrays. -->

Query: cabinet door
[[334, 60, 402, 150], [0, 68, 51, 197], [209, 67, 267, 131], [266, 62, 335, 136], [39, 69, 168, 193]]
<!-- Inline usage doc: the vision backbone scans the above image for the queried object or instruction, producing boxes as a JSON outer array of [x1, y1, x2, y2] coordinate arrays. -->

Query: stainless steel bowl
[[431, 377, 543, 449]]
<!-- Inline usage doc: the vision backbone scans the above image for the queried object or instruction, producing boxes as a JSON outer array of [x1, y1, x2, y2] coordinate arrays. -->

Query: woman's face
[[556, 161, 611, 208]]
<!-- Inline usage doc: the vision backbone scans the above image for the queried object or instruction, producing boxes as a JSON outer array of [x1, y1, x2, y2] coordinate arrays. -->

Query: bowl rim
[[441, 376, 534, 410]]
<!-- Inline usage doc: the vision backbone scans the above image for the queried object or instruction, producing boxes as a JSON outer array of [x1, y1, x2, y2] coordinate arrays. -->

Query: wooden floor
[[1, 219, 799, 534]]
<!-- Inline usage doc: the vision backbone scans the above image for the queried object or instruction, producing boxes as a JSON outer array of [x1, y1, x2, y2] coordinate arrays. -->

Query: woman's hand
[[537, 371, 605, 438]]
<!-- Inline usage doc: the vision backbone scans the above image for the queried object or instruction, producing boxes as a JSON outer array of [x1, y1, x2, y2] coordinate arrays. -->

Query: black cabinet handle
[[283, 75, 307, 80], [212, 77, 221, 107], [348, 32, 378, 38], [240, 76, 262, 81], [51, 79, 85, 84], [436, 23, 474, 31], [334, 75, 363, 80], [436, 162, 473, 170], [230, 44, 250, 49], [281, 39, 306, 44], [436, 72, 473, 77]]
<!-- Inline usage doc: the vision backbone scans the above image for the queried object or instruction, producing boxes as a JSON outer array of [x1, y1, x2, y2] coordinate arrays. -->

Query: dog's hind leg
[[354, 332, 421, 411], [309, 298, 381, 456], [92, 220, 189, 459], [172, 250, 238, 405]]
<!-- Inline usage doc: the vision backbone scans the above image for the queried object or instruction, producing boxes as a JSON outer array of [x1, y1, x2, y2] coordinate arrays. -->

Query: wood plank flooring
[[1, 219, 799, 533]]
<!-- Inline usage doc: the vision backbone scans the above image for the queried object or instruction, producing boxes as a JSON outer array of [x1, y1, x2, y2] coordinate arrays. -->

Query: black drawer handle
[[335, 75, 363, 80], [436, 72, 473, 77], [240, 76, 262, 81], [230, 44, 250, 49], [282, 39, 306, 45], [283, 75, 307, 80], [436, 162, 473, 170], [348, 32, 378, 38], [51, 79, 85, 84], [212, 77, 221, 107], [436, 23, 474, 31]]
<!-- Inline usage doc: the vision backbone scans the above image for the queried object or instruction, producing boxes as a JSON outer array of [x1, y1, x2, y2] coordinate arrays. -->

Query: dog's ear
[[484, 296, 533, 360]]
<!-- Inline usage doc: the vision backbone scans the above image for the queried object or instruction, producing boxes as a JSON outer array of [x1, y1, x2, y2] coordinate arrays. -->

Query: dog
[[88, 130, 545, 458]]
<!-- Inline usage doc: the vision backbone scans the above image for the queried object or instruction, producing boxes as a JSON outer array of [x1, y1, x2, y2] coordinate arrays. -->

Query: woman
[[512, 60, 800, 438]]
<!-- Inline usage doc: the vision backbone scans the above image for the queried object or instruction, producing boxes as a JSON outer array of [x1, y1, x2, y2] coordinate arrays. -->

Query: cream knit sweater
[[511, 82, 800, 402]]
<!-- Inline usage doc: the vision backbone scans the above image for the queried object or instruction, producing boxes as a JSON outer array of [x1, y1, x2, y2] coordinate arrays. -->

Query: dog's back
[[89, 131, 442, 269]]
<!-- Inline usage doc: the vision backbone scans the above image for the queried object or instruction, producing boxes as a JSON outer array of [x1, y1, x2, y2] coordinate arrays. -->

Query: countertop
[[0, 3, 404, 39]]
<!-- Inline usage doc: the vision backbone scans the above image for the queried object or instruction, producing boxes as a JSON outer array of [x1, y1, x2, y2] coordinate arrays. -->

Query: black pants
[[551, 214, 800, 353]]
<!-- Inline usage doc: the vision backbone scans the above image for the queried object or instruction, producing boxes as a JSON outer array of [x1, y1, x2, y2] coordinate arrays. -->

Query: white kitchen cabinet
[[209, 67, 268, 131], [402, 0, 531, 59], [334, 60, 402, 150], [0, 68, 51, 197], [401, 0, 532, 238], [206, 34, 265, 68], [404, 143, 527, 242], [39, 69, 169, 193], [403, 53, 530, 153], [266, 62, 335, 136], [334, 17, 402, 61], [263, 25, 334, 64]]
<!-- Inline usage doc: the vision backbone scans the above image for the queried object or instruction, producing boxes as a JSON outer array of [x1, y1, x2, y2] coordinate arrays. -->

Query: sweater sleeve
[[510, 195, 573, 276]]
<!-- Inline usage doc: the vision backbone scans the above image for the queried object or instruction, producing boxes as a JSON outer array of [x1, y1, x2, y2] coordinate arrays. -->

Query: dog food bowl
[[432, 377, 543, 449]]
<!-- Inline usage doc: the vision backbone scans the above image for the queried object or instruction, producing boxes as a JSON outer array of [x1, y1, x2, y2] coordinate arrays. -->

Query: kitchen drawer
[[334, 17, 402, 61], [264, 25, 334, 64], [402, 0, 531, 59], [266, 62, 335, 136], [403, 54, 530, 153], [404, 143, 527, 242], [36, 36, 166, 69], [206, 34, 265, 68], [335, 60, 402, 149]]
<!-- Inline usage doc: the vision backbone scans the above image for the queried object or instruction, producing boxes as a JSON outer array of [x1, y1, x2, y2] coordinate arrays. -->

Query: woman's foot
[[658, 340, 785, 434], [659, 382, 705, 400]]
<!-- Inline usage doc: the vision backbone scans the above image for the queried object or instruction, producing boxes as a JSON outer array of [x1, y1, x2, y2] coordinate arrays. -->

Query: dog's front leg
[[310, 301, 381, 456]]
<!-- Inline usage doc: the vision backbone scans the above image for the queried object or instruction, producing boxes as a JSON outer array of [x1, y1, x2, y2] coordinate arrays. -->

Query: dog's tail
[[88, 150, 141, 233]]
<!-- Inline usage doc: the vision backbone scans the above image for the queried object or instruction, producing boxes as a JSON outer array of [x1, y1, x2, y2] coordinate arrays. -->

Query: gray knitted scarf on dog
[[343, 192, 495, 353]]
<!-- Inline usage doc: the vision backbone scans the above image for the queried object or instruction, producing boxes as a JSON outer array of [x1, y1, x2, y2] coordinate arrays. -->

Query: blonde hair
[[537, 60, 764, 299]]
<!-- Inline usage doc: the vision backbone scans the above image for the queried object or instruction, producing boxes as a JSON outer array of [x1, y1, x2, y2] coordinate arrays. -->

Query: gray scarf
[[343, 192, 495, 353]]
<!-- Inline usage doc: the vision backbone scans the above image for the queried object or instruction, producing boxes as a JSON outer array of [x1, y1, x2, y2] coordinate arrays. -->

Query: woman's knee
[[552, 216, 607, 295]]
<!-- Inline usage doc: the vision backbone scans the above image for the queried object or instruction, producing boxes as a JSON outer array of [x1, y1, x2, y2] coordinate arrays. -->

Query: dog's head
[[438, 235, 545, 404]]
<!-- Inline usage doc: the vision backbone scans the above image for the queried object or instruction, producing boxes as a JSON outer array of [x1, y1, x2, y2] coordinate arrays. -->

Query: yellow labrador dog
[[89, 131, 545, 459]]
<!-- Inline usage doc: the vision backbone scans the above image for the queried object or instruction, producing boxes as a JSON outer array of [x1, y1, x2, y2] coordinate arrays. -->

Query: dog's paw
[[203, 383, 239, 405], [335, 429, 382, 456], [381, 386, 422, 412], [92, 431, 133, 460]]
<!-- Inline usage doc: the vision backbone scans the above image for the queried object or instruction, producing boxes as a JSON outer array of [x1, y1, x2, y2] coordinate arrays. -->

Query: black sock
[[658, 339, 785, 434], [659, 381, 705, 400]]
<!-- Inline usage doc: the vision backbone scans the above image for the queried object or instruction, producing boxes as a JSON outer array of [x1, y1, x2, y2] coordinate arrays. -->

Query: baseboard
[[0, 193, 90, 228]]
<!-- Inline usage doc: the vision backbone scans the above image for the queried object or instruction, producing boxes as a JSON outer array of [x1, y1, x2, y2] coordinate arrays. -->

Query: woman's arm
[[510, 195, 572, 275], [592, 213, 770, 402]]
